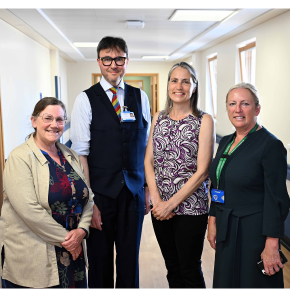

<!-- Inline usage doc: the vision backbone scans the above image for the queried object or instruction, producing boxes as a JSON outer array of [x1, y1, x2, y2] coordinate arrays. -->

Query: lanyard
[[215, 123, 259, 189]]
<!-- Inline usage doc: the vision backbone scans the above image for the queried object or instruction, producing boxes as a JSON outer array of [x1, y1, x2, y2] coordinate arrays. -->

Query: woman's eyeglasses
[[39, 113, 67, 125]]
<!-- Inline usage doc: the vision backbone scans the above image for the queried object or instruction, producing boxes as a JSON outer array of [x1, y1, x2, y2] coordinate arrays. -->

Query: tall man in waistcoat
[[71, 36, 151, 288]]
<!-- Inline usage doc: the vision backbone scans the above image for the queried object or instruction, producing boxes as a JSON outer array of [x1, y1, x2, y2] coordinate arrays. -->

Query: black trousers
[[151, 213, 208, 288], [87, 185, 144, 288]]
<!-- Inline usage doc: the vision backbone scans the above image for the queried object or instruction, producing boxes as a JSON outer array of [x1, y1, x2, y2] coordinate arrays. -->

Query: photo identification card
[[211, 189, 225, 203], [121, 111, 136, 122]]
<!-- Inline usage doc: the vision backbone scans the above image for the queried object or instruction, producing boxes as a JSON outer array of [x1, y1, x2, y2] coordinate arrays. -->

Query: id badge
[[211, 189, 225, 204], [121, 111, 136, 122]]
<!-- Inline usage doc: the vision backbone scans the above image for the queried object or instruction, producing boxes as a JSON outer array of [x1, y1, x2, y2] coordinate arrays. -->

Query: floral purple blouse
[[152, 112, 209, 215]]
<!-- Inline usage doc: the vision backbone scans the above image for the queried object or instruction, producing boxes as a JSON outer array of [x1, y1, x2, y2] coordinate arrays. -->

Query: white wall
[[67, 61, 95, 114], [196, 11, 290, 163], [67, 60, 174, 114], [59, 56, 70, 143], [0, 11, 290, 165], [0, 19, 52, 158], [59, 56, 69, 113]]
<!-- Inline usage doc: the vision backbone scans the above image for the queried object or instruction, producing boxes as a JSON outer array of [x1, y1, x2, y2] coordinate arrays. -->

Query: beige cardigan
[[0, 135, 94, 288]]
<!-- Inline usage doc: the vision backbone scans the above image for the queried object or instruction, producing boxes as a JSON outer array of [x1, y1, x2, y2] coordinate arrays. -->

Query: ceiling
[[0, 8, 289, 62]]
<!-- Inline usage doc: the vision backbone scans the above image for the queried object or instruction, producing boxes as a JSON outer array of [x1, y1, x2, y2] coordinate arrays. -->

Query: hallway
[[138, 212, 290, 289], [139, 213, 214, 288], [0, 8, 291, 290]]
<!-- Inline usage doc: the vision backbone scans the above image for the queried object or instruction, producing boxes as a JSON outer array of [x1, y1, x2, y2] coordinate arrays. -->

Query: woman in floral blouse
[[0, 97, 94, 288]]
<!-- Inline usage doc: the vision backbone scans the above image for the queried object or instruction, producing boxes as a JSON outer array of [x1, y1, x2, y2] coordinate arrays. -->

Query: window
[[236, 39, 260, 123], [208, 55, 217, 119], [239, 41, 256, 84]]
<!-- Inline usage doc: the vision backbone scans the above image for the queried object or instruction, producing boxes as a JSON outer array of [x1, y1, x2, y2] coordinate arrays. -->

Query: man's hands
[[61, 228, 86, 260], [90, 204, 102, 230]]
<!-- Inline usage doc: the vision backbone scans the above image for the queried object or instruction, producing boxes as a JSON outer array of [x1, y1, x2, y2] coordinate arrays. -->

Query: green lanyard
[[215, 123, 259, 189]]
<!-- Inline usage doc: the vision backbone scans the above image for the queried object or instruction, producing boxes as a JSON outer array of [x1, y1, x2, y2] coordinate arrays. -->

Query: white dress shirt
[[71, 76, 151, 156]]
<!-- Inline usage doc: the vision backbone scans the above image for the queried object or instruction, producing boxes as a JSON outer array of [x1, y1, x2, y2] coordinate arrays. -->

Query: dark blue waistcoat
[[84, 83, 148, 199]]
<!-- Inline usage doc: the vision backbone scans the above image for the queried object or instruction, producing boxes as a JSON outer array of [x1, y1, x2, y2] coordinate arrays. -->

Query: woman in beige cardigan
[[0, 97, 94, 288]]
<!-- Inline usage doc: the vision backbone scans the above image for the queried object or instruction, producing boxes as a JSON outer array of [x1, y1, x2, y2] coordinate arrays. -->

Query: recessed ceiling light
[[142, 56, 169, 59], [170, 10, 234, 22], [125, 21, 145, 29], [73, 43, 98, 47]]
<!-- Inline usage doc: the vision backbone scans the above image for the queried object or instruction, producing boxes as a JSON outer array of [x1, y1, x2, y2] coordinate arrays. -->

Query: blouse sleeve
[[262, 139, 290, 238]]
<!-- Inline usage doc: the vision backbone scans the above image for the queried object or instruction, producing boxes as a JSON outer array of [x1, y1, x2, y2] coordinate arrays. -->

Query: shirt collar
[[100, 76, 125, 92]]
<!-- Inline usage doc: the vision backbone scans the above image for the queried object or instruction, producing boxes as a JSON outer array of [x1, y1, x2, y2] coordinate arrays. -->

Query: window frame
[[208, 55, 217, 119], [239, 41, 256, 82]]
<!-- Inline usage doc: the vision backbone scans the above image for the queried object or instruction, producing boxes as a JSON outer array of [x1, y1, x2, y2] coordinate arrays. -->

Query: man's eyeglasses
[[39, 113, 67, 125], [99, 56, 127, 66]]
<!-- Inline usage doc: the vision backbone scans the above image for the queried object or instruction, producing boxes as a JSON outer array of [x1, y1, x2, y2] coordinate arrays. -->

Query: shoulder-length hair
[[164, 61, 202, 118]]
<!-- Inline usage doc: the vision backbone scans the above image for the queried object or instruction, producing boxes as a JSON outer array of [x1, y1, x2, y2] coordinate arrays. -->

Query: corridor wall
[[196, 11, 290, 163], [0, 18, 51, 158]]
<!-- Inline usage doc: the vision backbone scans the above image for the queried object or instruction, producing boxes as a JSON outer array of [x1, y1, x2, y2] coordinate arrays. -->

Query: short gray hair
[[226, 82, 260, 108]]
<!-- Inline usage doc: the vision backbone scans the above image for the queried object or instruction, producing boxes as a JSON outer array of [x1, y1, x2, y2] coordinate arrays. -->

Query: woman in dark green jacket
[[207, 82, 289, 288]]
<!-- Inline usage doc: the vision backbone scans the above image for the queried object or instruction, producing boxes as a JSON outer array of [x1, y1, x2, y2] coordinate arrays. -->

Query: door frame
[[92, 73, 159, 115], [0, 76, 5, 214]]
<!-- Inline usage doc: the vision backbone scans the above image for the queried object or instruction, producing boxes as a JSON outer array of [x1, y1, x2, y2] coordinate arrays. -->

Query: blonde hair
[[226, 82, 260, 108]]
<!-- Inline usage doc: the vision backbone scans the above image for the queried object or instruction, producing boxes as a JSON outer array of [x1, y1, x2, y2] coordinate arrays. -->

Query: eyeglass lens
[[42, 114, 65, 124], [101, 57, 126, 66]]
